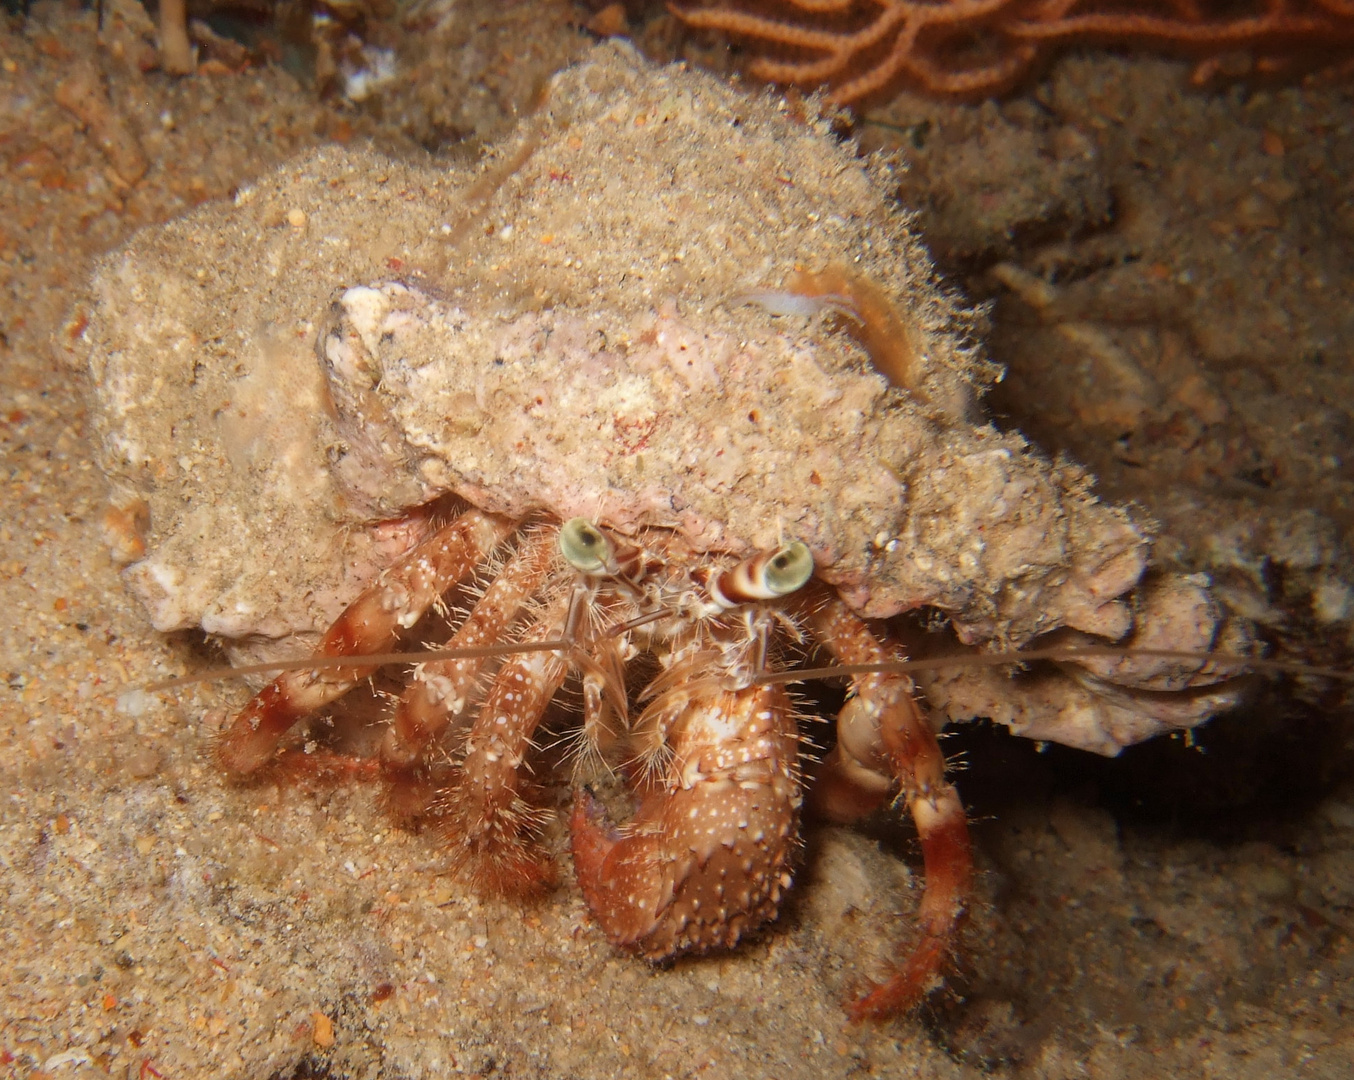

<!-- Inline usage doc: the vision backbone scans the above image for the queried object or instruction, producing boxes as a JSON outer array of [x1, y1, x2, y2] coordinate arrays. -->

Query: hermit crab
[[208, 486, 971, 1016], [78, 43, 1252, 1020]]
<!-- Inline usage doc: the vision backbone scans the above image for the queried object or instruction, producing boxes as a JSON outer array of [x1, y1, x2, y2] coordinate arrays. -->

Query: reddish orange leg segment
[[441, 586, 575, 895], [216, 510, 513, 777], [379, 528, 557, 817], [807, 593, 973, 1020]]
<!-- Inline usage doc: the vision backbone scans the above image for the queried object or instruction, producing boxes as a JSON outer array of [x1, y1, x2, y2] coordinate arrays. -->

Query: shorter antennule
[[710, 541, 814, 607]]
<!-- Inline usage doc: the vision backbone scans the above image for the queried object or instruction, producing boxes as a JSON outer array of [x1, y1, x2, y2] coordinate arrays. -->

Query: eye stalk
[[710, 540, 815, 608], [559, 517, 615, 576]]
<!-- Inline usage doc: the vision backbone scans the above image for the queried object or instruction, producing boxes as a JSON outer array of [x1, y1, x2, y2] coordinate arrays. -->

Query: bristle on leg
[[438, 588, 573, 895], [849, 786, 971, 1020], [379, 528, 558, 820]]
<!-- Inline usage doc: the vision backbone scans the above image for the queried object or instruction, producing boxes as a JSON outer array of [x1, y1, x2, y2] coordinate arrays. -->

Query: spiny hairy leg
[[807, 593, 973, 1020], [216, 509, 514, 777], [439, 587, 573, 895], [379, 527, 558, 816], [571, 678, 801, 958]]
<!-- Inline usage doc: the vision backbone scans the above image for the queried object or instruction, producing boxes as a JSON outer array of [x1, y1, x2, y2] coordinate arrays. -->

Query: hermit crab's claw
[[569, 539, 813, 955], [570, 681, 802, 957], [807, 593, 974, 1021]]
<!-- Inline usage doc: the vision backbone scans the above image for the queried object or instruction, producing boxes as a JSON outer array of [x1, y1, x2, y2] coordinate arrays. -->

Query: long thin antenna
[[748, 647, 1354, 686], [145, 640, 572, 692], [143, 642, 1353, 693]]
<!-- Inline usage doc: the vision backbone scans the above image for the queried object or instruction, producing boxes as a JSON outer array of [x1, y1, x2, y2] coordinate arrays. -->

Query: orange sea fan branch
[[671, 0, 1354, 104]]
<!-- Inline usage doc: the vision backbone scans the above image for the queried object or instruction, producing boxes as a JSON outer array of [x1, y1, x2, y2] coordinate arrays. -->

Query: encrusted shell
[[77, 42, 1239, 753]]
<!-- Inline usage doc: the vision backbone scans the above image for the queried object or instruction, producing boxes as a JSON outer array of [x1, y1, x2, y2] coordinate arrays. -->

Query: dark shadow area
[[951, 687, 1354, 838]]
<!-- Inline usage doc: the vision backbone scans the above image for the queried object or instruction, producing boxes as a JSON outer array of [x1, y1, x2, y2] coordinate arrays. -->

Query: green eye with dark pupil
[[559, 517, 613, 575], [762, 541, 813, 595]]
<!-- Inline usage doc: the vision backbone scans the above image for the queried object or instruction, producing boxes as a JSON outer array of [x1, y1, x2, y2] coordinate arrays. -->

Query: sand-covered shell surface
[[78, 42, 1245, 754]]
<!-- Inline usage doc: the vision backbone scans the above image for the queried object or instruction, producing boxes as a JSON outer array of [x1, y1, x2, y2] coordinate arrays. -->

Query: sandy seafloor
[[2, 2, 1354, 1078]]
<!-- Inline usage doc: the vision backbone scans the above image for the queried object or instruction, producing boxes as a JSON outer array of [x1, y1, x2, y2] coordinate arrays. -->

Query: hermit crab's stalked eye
[[711, 541, 815, 607], [764, 542, 814, 595], [559, 518, 615, 576]]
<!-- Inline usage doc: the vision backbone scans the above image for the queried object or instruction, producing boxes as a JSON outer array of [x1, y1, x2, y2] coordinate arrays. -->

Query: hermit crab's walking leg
[[216, 510, 513, 777], [806, 591, 973, 1020], [440, 586, 576, 894], [379, 527, 558, 815], [570, 540, 816, 957], [438, 519, 656, 893]]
